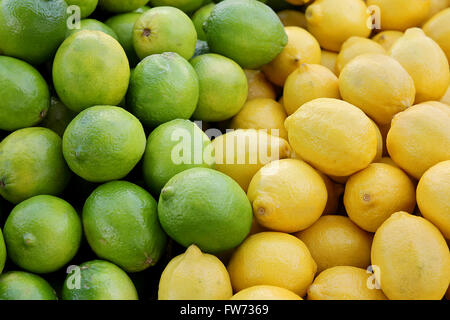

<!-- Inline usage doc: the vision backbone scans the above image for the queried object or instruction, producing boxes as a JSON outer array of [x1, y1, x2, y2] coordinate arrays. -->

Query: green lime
[[66, 19, 119, 40], [105, 12, 143, 66], [0, 128, 70, 204], [149, 0, 204, 13], [0, 0, 68, 65], [134, 6, 152, 13], [158, 167, 253, 253], [143, 119, 214, 194], [83, 181, 167, 272], [62, 260, 138, 300], [41, 97, 76, 137], [62, 106, 146, 182], [133, 6, 197, 60], [0, 229, 5, 274], [127, 52, 199, 128], [65, 0, 99, 18], [3, 195, 82, 274], [0, 56, 50, 131], [204, 0, 287, 69], [192, 3, 215, 41], [99, 0, 149, 13], [193, 40, 210, 58], [190, 53, 248, 121], [53, 30, 130, 113], [0, 271, 58, 300]]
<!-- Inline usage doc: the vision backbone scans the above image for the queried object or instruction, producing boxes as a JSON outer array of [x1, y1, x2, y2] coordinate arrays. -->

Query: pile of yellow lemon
[[159, 0, 450, 300]]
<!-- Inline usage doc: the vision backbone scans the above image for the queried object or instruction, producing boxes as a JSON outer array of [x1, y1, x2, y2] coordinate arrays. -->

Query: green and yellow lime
[[0, 271, 58, 300]]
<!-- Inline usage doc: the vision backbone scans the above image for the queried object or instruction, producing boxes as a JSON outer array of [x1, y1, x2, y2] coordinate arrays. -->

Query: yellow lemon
[[339, 53, 416, 125], [441, 84, 450, 105], [371, 120, 384, 162], [371, 211, 450, 300], [229, 99, 288, 140], [318, 172, 343, 215], [389, 28, 450, 103], [212, 129, 291, 192], [296, 216, 373, 273], [386, 102, 450, 179], [283, 64, 340, 115], [372, 31, 403, 51], [423, 0, 450, 23], [320, 50, 338, 75], [344, 163, 416, 232], [307, 266, 388, 300], [247, 159, 327, 233], [277, 10, 307, 28], [228, 232, 317, 297], [417, 160, 450, 239], [262, 27, 321, 87], [158, 245, 233, 300], [336, 37, 386, 74], [366, 0, 431, 31], [423, 8, 450, 62], [285, 98, 378, 177], [244, 69, 276, 101], [231, 285, 302, 300], [305, 0, 371, 52]]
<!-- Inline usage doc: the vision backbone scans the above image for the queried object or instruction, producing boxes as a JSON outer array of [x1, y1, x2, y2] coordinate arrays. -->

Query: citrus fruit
[[372, 31, 403, 51], [127, 52, 199, 128], [65, 0, 98, 18], [248, 159, 327, 233], [372, 211, 450, 300], [66, 19, 118, 39], [0, 56, 50, 131], [98, 0, 149, 12], [339, 53, 416, 125], [366, 0, 431, 31], [277, 10, 307, 28], [105, 12, 142, 66], [285, 98, 378, 177], [0, 230, 5, 273], [442, 85, 450, 105], [307, 266, 387, 300], [305, 0, 371, 52], [423, 0, 449, 22], [336, 37, 386, 74], [285, 0, 311, 4], [231, 285, 302, 300], [83, 181, 167, 272], [283, 64, 340, 115], [143, 119, 214, 194], [62, 260, 139, 300], [133, 6, 197, 60], [423, 8, 450, 62], [417, 160, 450, 239], [212, 129, 291, 191], [262, 27, 321, 86], [204, 0, 288, 69], [320, 50, 338, 75], [344, 163, 416, 232], [0, 0, 68, 64], [150, 0, 204, 13], [158, 245, 232, 300], [296, 216, 373, 273], [0, 127, 70, 204], [389, 28, 449, 103], [41, 97, 76, 137], [134, 6, 151, 13], [0, 271, 58, 300], [386, 102, 450, 179], [192, 3, 215, 40], [158, 168, 253, 253], [228, 232, 317, 297], [53, 31, 130, 113], [3, 195, 82, 274], [190, 53, 248, 122], [371, 120, 384, 162], [229, 99, 288, 139], [62, 105, 146, 182], [193, 39, 210, 58], [244, 70, 276, 101]]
